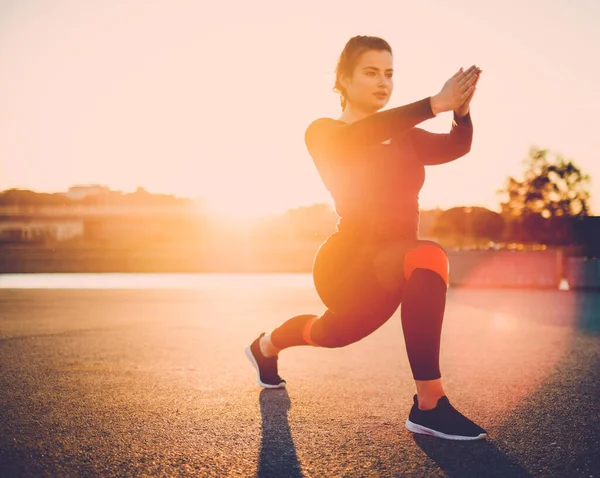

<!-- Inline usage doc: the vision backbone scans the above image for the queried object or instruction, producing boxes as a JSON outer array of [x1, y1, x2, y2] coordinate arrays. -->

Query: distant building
[[65, 184, 110, 200], [0, 221, 84, 243]]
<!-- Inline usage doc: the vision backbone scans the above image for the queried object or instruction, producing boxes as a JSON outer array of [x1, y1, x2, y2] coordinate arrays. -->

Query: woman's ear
[[339, 73, 350, 92]]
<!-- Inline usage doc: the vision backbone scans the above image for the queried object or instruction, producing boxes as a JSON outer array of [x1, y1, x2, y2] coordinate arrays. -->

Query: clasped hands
[[431, 65, 482, 117]]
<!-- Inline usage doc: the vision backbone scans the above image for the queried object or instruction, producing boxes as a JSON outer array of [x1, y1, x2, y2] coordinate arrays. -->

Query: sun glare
[[203, 195, 284, 222]]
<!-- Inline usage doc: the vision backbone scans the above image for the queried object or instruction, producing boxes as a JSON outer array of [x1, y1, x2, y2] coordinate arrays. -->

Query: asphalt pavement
[[1, 280, 599, 477]]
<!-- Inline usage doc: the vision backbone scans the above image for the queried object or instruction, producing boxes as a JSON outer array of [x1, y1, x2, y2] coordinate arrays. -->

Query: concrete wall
[[447, 250, 562, 289], [565, 257, 600, 290]]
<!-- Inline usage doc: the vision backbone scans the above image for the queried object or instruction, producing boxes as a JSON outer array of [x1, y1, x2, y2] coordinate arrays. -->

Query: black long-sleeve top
[[304, 97, 473, 240]]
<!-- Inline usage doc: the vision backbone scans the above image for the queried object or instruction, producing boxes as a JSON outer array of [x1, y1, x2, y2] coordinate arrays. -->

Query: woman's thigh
[[312, 234, 442, 316], [312, 233, 390, 317]]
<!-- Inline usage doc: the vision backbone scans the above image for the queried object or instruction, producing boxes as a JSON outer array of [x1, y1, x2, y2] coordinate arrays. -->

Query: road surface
[[1, 278, 599, 476]]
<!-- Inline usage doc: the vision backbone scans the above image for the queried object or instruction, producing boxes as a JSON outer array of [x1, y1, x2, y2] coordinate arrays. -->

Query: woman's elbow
[[442, 143, 471, 164], [457, 140, 472, 157]]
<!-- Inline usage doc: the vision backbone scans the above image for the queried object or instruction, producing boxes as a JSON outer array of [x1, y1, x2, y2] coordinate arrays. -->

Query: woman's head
[[334, 36, 393, 112]]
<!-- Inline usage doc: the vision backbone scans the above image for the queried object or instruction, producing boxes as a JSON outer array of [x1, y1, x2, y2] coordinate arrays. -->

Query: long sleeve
[[409, 112, 473, 166], [305, 97, 436, 161]]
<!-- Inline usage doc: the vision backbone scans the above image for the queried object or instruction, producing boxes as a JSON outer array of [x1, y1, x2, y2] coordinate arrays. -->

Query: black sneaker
[[405, 394, 487, 441], [245, 333, 286, 389]]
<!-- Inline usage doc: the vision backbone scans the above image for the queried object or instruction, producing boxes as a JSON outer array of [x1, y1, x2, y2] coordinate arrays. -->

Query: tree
[[0, 189, 67, 207], [498, 147, 591, 219], [431, 206, 505, 244], [497, 147, 592, 244], [471, 207, 505, 240]]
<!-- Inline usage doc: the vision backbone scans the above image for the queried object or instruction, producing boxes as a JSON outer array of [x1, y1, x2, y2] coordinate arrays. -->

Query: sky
[[1, 0, 599, 218]]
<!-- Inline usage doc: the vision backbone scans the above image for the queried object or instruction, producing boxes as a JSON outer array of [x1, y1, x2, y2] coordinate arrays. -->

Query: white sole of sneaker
[[244, 345, 286, 389], [405, 419, 487, 441]]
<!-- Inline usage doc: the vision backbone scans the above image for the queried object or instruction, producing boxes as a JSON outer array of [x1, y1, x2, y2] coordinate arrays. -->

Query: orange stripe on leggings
[[302, 316, 320, 347], [403, 245, 449, 285]]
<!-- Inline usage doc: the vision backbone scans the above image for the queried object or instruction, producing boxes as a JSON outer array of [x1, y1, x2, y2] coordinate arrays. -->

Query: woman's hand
[[431, 65, 481, 115], [455, 68, 481, 117]]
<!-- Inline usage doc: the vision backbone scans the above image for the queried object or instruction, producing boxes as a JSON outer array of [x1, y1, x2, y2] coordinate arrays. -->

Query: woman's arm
[[305, 97, 436, 158], [409, 112, 473, 166], [305, 65, 480, 160]]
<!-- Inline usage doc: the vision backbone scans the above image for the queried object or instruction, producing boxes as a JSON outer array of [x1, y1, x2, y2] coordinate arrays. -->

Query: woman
[[245, 35, 486, 441]]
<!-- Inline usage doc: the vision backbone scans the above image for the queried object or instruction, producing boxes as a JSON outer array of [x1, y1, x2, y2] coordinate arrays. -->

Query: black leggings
[[270, 231, 449, 381]]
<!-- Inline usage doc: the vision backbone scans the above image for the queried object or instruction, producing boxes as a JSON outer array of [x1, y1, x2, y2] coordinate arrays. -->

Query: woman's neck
[[337, 103, 377, 124]]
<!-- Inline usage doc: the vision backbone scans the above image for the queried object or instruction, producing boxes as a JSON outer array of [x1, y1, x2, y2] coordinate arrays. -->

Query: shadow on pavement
[[257, 388, 303, 478], [412, 435, 533, 477]]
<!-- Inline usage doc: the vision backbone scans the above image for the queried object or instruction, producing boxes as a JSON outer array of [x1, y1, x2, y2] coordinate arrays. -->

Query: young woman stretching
[[245, 35, 486, 441]]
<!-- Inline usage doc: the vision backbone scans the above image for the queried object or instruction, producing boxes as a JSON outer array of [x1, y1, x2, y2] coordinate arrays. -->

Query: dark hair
[[334, 35, 392, 110]]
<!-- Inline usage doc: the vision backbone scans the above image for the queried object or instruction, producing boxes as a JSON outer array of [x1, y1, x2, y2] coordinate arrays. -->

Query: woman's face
[[342, 49, 394, 112]]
